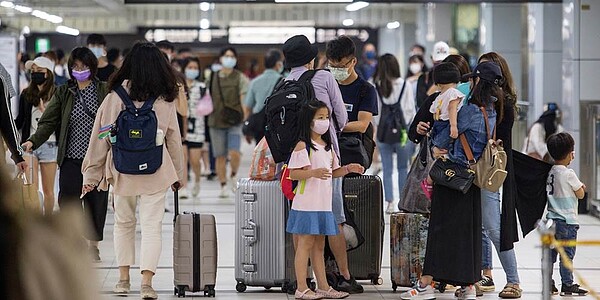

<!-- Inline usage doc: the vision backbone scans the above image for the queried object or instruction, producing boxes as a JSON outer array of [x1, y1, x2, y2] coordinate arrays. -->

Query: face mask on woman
[[31, 72, 47, 85], [72, 69, 91, 82], [185, 69, 199, 80], [311, 119, 330, 135], [221, 57, 237, 69], [409, 63, 422, 75]]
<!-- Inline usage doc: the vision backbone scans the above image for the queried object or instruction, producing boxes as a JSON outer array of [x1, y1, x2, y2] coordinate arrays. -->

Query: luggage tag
[[156, 129, 164, 146]]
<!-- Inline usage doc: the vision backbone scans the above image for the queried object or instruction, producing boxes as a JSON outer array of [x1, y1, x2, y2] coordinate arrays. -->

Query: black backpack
[[376, 81, 407, 144], [111, 86, 162, 175], [264, 70, 319, 163]]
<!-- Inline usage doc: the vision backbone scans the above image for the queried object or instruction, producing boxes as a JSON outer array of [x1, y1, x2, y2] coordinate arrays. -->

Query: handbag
[[195, 86, 213, 117], [376, 81, 407, 144], [13, 172, 41, 213], [213, 71, 243, 126], [429, 155, 475, 194], [398, 136, 433, 213], [460, 107, 508, 192]]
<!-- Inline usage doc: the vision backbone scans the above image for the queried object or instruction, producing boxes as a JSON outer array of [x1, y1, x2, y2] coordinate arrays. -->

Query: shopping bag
[[13, 172, 41, 213], [249, 137, 277, 181]]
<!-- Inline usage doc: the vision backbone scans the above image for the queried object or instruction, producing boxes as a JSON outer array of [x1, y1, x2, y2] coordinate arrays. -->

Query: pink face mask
[[311, 119, 330, 135]]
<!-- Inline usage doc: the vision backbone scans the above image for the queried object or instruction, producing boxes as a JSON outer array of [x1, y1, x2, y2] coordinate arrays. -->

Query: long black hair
[[109, 42, 179, 102], [297, 99, 332, 152], [535, 103, 561, 141], [374, 53, 400, 98], [469, 78, 505, 123]]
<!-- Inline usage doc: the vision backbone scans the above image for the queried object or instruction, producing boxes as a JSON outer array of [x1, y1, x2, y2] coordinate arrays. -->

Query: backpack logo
[[286, 94, 297, 99], [129, 129, 142, 138], [139, 163, 148, 171]]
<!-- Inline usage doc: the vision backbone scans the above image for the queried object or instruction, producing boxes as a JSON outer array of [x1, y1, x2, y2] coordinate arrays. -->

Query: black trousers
[[59, 158, 108, 241]]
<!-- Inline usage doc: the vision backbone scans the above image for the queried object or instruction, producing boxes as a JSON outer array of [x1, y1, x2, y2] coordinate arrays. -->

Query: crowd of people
[[0, 31, 590, 300]]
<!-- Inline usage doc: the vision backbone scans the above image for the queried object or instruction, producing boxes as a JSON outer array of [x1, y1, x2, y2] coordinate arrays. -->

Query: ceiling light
[[46, 14, 62, 23], [56, 25, 79, 36], [342, 19, 354, 26], [14, 4, 32, 13], [345, 1, 368, 12], [0, 1, 14, 8], [275, 0, 351, 3], [199, 2, 210, 11], [200, 18, 210, 29], [387, 21, 400, 29], [22, 25, 30, 35]]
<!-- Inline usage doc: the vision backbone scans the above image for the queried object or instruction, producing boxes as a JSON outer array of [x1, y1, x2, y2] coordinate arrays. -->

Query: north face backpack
[[111, 85, 163, 175], [264, 70, 320, 163]]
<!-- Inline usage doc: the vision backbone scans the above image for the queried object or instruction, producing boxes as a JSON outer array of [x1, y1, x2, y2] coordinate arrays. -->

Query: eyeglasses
[[327, 58, 354, 69]]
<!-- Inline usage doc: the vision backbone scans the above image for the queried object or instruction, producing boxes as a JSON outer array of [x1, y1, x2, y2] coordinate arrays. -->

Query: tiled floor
[[95, 142, 600, 299]]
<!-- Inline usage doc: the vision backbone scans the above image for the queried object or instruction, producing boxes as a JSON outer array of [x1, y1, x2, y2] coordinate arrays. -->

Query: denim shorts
[[209, 126, 242, 157], [30, 141, 58, 163]]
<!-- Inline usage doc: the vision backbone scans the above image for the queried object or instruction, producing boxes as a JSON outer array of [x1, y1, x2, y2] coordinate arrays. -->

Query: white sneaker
[[229, 175, 238, 193], [219, 185, 229, 198], [192, 182, 200, 197], [179, 188, 189, 199], [385, 202, 396, 214], [400, 284, 435, 300], [456, 285, 476, 300]]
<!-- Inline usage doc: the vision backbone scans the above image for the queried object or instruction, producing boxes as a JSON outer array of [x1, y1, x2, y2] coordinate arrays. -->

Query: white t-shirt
[[429, 87, 465, 121], [546, 165, 584, 225], [31, 104, 55, 142]]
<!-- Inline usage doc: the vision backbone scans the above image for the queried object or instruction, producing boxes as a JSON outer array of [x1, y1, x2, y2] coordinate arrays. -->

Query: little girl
[[286, 99, 363, 300], [420, 62, 465, 199]]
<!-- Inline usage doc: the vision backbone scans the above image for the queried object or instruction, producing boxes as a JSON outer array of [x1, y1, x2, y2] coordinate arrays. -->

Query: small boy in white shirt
[[545, 132, 588, 296]]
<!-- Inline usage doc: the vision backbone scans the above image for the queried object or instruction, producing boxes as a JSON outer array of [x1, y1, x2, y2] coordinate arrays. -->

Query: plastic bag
[[249, 137, 277, 181]]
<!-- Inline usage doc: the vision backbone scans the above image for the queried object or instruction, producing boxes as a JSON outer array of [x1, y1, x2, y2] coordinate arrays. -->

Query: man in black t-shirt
[[87, 34, 117, 82], [322, 35, 379, 295]]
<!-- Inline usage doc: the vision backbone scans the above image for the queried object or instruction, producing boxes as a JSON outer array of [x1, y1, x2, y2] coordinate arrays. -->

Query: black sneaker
[[336, 275, 364, 294], [560, 283, 588, 296], [90, 246, 101, 263], [476, 275, 495, 292], [552, 280, 558, 295]]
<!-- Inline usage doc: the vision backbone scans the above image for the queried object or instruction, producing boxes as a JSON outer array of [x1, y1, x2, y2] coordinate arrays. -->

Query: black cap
[[432, 62, 460, 84], [463, 61, 503, 84], [282, 35, 318, 68]]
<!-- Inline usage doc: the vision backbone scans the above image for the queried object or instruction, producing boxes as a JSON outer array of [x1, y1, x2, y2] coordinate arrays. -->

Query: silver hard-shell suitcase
[[173, 188, 218, 297], [235, 178, 296, 292]]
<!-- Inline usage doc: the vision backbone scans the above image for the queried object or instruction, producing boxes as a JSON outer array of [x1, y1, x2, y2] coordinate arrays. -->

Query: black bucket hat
[[282, 35, 318, 68], [462, 61, 503, 85]]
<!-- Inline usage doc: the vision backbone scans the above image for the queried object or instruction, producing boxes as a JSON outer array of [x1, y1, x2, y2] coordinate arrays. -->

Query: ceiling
[[0, 0, 419, 34]]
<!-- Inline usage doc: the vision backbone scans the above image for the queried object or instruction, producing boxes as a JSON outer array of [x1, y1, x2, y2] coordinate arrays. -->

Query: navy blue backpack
[[112, 85, 162, 174]]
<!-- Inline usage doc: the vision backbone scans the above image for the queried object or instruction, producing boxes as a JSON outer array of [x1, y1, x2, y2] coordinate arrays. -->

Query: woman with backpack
[[373, 54, 416, 214], [22, 47, 110, 263], [81, 42, 184, 299], [15, 56, 57, 215]]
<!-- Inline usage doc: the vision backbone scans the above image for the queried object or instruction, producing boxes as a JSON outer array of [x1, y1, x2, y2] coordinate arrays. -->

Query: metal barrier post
[[536, 219, 555, 300]]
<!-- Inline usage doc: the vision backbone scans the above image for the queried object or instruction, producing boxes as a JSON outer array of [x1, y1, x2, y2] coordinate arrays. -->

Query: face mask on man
[[211, 64, 222, 72], [329, 67, 350, 82], [365, 51, 377, 60], [90, 47, 104, 58], [409, 63, 422, 75], [221, 57, 237, 69], [30, 72, 47, 85]]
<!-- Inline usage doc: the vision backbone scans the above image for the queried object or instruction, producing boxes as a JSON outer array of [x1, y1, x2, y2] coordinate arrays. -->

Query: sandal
[[295, 288, 323, 300], [316, 287, 349, 299], [499, 283, 522, 299]]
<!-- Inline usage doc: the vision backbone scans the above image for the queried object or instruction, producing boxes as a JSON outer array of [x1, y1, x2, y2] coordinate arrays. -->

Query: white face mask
[[221, 57, 237, 69], [90, 47, 104, 58], [409, 63, 422, 75], [330, 67, 350, 82]]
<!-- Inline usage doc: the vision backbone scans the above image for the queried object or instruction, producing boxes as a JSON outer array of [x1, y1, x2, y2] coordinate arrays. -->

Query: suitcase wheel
[[392, 281, 398, 292], [204, 286, 216, 297], [176, 285, 186, 298], [371, 277, 383, 285], [236, 282, 247, 293], [435, 282, 447, 293]]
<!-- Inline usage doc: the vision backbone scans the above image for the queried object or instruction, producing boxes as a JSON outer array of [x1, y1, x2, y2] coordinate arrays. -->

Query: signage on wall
[[35, 38, 50, 53], [228, 27, 315, 44], [143, 28, 228, 43], [126, 0, 561, 3]]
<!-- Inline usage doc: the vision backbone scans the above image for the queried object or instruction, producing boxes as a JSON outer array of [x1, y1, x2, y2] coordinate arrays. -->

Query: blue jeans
[[378, 141, 414, 203], [481, 189, 520, 284], [550, 219, 579, 285]]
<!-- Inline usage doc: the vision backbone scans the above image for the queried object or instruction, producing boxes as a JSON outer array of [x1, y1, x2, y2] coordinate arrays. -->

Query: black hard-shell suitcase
[[343, 175, 385, 285], [173, 187, 218, 297]]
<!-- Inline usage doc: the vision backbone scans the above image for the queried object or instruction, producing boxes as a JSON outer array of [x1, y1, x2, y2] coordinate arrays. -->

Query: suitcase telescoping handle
[[173, 182, 181, 221]]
